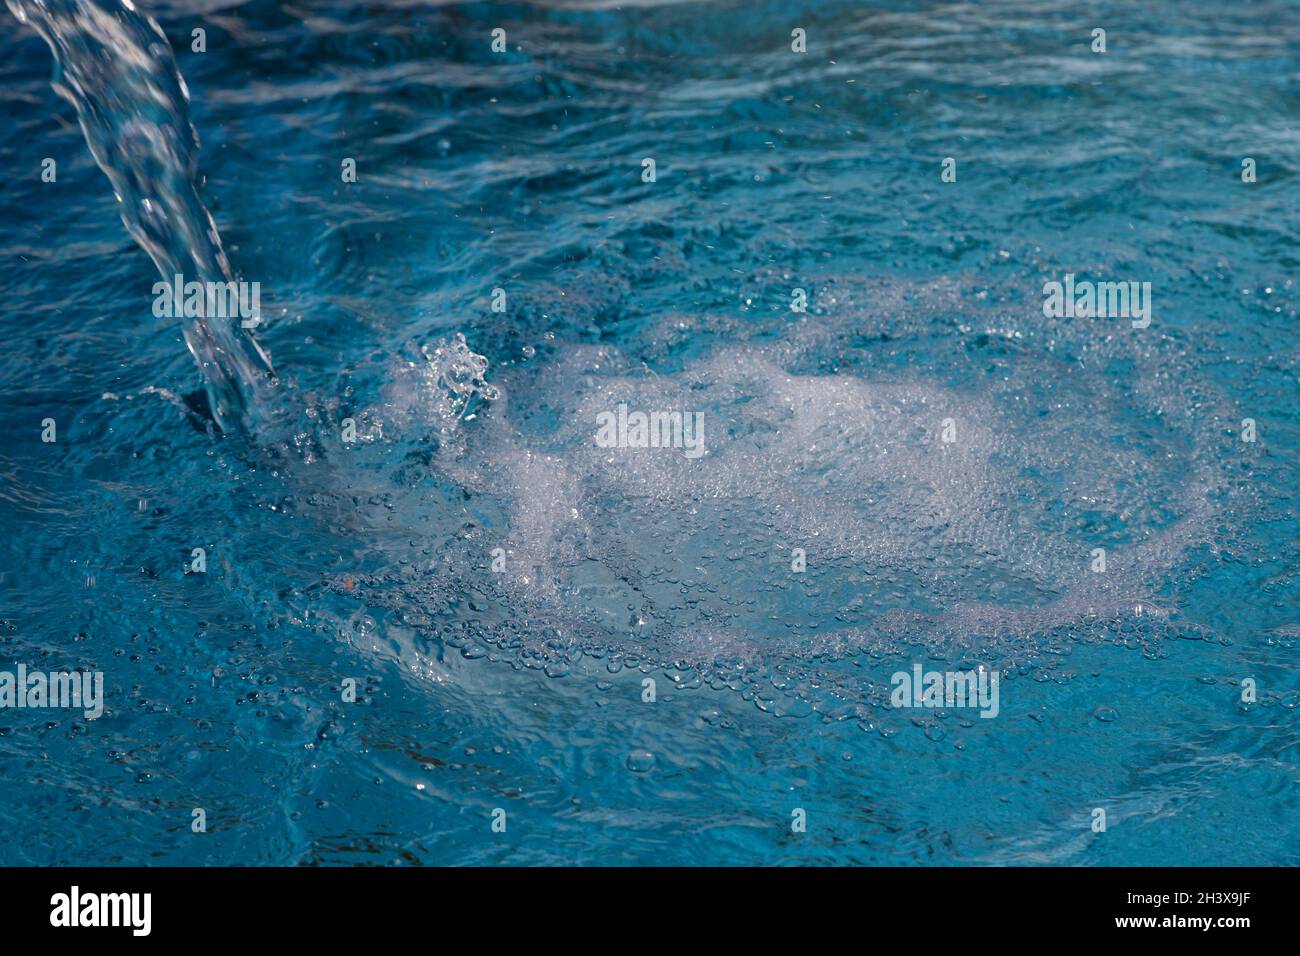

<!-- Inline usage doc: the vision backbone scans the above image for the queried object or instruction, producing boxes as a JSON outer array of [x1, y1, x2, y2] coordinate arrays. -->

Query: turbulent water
[[0, 0, 1297, 865]]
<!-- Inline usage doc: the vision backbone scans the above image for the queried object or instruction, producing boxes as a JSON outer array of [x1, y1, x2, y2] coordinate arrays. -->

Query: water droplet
[[626, 749, 655, 773]]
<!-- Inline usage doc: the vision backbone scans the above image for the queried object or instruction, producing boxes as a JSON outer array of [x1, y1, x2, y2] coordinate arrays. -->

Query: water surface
[[0, 0, 1297, 865]]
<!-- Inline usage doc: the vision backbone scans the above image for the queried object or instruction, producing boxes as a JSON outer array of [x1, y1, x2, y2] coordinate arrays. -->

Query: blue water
[[0, 0, 1297, 866]]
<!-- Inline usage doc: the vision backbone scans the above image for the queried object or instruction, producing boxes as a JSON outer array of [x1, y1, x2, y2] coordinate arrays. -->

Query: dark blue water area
[[0, 0, 1297, 865]]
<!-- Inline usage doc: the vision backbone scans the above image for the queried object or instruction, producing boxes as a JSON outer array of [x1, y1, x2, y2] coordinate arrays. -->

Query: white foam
[[335, 277, 1256, 718]]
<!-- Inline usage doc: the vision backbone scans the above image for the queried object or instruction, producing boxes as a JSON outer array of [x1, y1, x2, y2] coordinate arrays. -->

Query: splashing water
[[8, 0, 275, 431], [5, 0, 1293, 867], [330, 275, 1258, 720], [373, 333, 502, 437], [10, 0, 1261, 720]]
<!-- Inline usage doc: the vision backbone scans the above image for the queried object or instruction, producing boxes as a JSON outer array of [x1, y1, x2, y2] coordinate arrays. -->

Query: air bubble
[[626, 750, 655, 773]]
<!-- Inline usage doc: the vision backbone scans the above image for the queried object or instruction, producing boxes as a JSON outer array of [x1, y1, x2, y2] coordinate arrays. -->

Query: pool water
[[0, 0, 1296, 865]]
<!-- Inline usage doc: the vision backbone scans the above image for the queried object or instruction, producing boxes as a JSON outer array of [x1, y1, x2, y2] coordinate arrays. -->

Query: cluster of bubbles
[[325, 274, 1257, 724]]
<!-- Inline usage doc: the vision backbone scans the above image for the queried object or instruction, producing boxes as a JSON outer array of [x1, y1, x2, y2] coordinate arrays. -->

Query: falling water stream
[[8, 0, 275, 430]]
